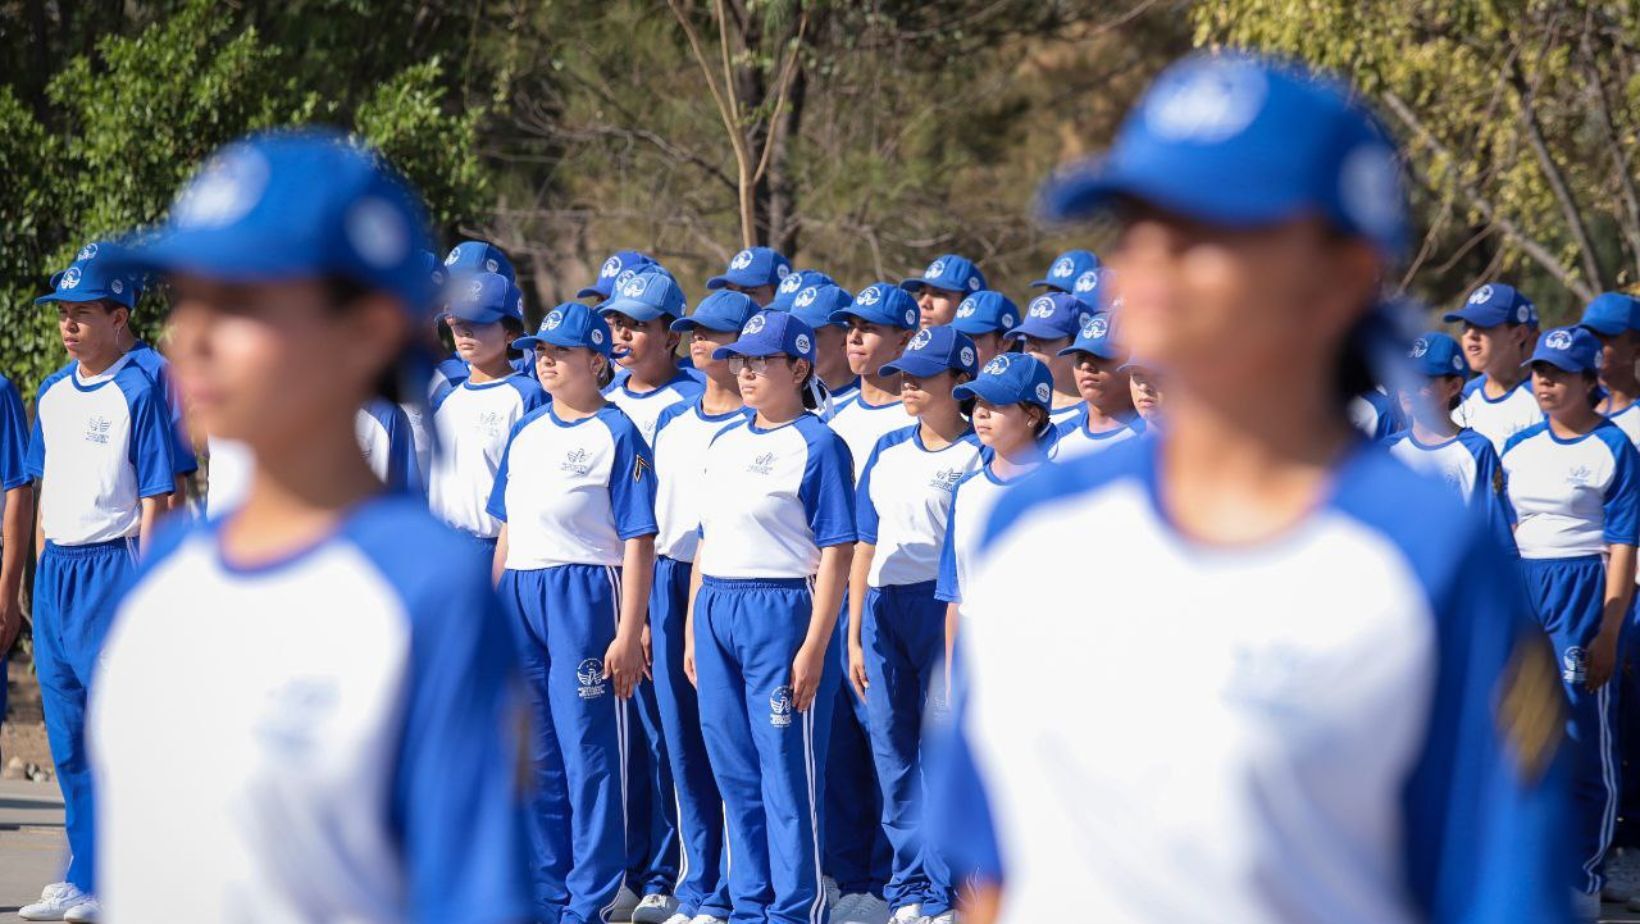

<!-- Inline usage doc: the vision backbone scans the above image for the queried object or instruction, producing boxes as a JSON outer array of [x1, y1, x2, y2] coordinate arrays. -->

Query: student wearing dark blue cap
[[87, 129, 530, 923], [1581, 293, 1640, 443], [427, 272, 548, 546], [949, 291, 1020, 369], [788, 282, 860, 409], [927, 52, 1568, 924], [901, 254, 987, 328], [1030, 249, 1100, 296], [601, 267, 706, 446], [580, 249, 658, 302], [1005, 292, 1093, 427], [847, 325, 982, 924], [490, 302, 657, 924], [1502, 325, 1639, 911], [1120, 355, 1164, 425], [1447, 282, 1543, 454], [829, 283, 921, 471], [685, 309, 855, 924], [1051, 311, 1141, 461], [645, 290, 762, 924], [25, 236, 180, 923], [706, 246, 792, 307], [430, 240, 526, 390], [1383, 332, 1514, 552]]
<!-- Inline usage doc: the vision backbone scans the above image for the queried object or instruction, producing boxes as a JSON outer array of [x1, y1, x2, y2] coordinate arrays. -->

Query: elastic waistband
[[45, 538, 136, 559], [1521, 554, 1604, 568], [657, 555, 695, 567], [461, 533, 500, 548], [872, 579, 938, 595], [702, 575, 809, 591]]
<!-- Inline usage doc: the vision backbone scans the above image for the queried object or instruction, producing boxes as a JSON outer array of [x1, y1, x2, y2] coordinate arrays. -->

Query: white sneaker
[[889, 903, 924, 923], [609, 885, 641, 922], [63, 899, 101, 924], [823, 875, 841, 908], [925, 913, 956, 924], [688, 916, 728, 924], [633, 893, 680, 923], [837, 892, 891, 924], [20, 883, 90, 921]]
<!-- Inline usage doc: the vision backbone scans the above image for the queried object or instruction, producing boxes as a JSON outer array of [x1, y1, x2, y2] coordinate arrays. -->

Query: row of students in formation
[[4, 53, 1621, 924]]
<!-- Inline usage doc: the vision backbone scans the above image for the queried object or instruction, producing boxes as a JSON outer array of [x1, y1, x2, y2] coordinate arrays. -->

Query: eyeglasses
[[729, 354, 791, 375]]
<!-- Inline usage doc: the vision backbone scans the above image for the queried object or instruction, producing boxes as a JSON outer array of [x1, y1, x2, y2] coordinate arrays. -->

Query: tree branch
[[1579, 14, 1640, 279]]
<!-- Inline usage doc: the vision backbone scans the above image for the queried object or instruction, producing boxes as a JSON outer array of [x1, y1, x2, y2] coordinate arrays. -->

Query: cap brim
[[1028, 278, 1061, 289], [444, 305, 511, 325], [110, 227, 325, 284], [1441, 306, 1504, 327], [669, 316, 739, 333], [1005, 321, 1073, 342], [898, 278, 931, 292], [600, 301, 670, 322], [879, 355, 950, 378], [952, 378, 1024, 405], [1525, 352, 1592, 374], [35, 290, 128, 306], [1037, 157, 1311, 229], [575, 284, 606, 299], [1579, 317, 1627, 336]]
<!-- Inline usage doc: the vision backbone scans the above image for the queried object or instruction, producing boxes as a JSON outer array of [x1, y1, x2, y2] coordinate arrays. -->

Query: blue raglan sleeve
[[608, 418, 659, 541], [934, 490, 962, 604], [384, 533, 532, 922], [855, 441, 885, 545], [146, 362, 199, 476], [26, 381, 48, 481], [0, 378, 28, 491], [484, 421, 524, 524], [1400, 524, 1573, 923], [1601, 435, 1640, 546], [923, 658, 1003, 884], [1468, 439, 1518, 557], [799, 425, 856, 549], [124, 379, 177, 498], [382, 403, 420, 493]]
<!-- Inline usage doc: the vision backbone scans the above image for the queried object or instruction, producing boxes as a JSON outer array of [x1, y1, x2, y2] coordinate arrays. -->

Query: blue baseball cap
[[1031, 249, 1101, 291], [578, 249, 657, 300], [1067, 266, 1115, 310], [1038, 52, 1407, 262], [881, 325, 980, 379], [1579, 292, 1640, 337], [1058, 311, 1124, 362], [1117, 355, 1155, 373], [1007, 292, 1093, 342], [950, 290, 1021, 337], [1526, 326, 1601, 375], [515, 302, 613, 357], [1442, 282, 1537, 328], [671, 289, 761, 333], [444, 241, 516, 283], [445, 272, 525, 326], [601, 266, 687, 321], [789, 283, 853, 330], [111, 129, 435, 313], [832, 282, 920, 330], [900, 254, 987, 295], [769, 269, 838, 311], [1409, 331, 1466, 377], [37, 240, 141, 309], [419, 249, 447, 290], [953, 352, 1055, 412], [712, 309, 817, 363], [707, 246, 793, 291]]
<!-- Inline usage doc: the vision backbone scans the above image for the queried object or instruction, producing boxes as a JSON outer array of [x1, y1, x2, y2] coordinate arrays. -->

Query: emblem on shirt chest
[[747, 452, 777, 476], [84, 415, 112, 445], [928, 467, 964, 491], [561, 448, 591, 476], [1566, 465, 1593, 487], [476, 411, 503, 439]]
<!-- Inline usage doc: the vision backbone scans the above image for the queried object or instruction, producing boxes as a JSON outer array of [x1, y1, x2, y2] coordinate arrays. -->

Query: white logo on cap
[[1546, 330, 1574, 350], [516, 295, 525, 313], [1452, 355, 1464, 372], [111, 278, 124, 295], [1144, 56, 1268, 144], [730, 250, 755, 270], [926, 259, 946, 278], [1339, 143, 1405, 245], [959, 346, 975, 367], [60, 267, 81, 290], [1028, 296, 1056, 318], [904, 308, 917, 326], [1074, 271, 1099, 293], [601, 256, 622, 278], [615, 269, 637, 289], [1468, 285, 1494, 305], [591, 329, 604, 345], [174, 145, 270, 229], [78, 243, 98, 261], [1002, 313, 1016, 327], [444, 250, 460, 266], [780, 274, 803, 293], [956, 298, 977, 318], [910, 329, 933, 350], [544, 310, 564, 330], [1518, 304, 1531, 323], [775, 264, 790, 279], [795, 287, 818, 308], [1087, 316, 1109, 339], [485, 258, 499, 273], [1411, 338, 1429, 358], [794, 333, 811, 353], [743, 314, 767, 335], [857, 286, 882, 306], [984, 355, 1010, 375], [622, 276, 649, 298], [1035, 382, 1051, 402], [1051, 257, 1074, 278], [469, 279, 484, 297], [345, 197, 410, 270], [968, 277, 981, 291]]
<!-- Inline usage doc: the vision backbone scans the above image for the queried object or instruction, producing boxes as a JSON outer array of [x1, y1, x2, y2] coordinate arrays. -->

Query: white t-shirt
[[827, 392, 910, 486], [1452, 376, 1542, 455], [1501, 420, 1640, 559], [604, 370, 705, 447], [1049, 406, 1143, 462], [427, 376, 549, 537], [28, 355, 176, 544], [487, 404, 657, 570], [934, 461, 1041, 613], [857, 425, 983, 587], [650, 400, 750, 562]]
